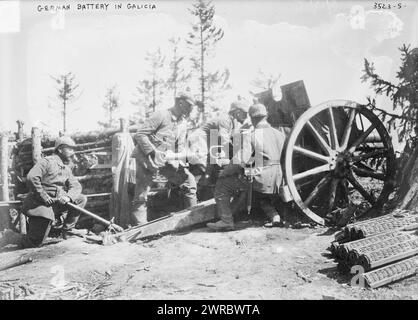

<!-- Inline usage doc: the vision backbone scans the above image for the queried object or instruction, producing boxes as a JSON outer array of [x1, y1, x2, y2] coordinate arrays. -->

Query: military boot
[[264, 215, 281, 228], [207, 220, 235, 231], [207, 199, 235, 231]]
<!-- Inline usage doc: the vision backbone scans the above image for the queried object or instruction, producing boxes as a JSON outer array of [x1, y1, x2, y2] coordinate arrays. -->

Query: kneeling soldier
[[207, 103, 286, 231], [0, 136, 87, 249]]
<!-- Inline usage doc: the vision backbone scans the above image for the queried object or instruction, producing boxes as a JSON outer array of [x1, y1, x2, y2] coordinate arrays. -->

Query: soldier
[[188, 100, 250, 200], [207, 103, 286, 231], [131, 93, 197, 225], [0, 136, 87, 249]]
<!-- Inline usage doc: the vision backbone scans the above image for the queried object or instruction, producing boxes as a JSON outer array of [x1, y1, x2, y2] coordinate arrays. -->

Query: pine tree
[[50, 72, 80, 133], [362, 45, 418, 210], [362, 45, 418, 141], [146, 47, 166, 113], [132, 47, 166, 120], [167, 37, 191, 102], [98, 85, 120, 129], [186, 0, 230, 119]]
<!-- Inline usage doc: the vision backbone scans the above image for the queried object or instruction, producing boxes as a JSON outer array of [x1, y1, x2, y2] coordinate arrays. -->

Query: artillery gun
[[255, 81, 396, 225]]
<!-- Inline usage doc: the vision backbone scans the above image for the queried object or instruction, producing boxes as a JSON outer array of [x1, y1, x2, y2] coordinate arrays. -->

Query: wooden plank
[[31, 127, 42, 164], [117, 199, 217, 242], [89, 163, 112, 170]]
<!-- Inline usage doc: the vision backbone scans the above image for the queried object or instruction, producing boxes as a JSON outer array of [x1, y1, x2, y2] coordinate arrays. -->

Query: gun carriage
[[255, 81, 396, 225]]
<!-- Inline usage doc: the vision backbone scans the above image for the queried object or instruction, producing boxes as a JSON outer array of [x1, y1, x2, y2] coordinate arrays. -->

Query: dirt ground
[[0, 221, 417, 300]]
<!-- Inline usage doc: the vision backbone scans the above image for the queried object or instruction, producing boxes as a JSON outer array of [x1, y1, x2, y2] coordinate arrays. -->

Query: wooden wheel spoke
[[306, 120, 332, 155], [341, 109, 356, 149], [351, 149, 387, 163], [294, 146, 330, 163], [304, 174, 331, 206], [328, 108, 339, 150], [293, 164, 330, 182], [346, 171, 376, 204], [349, 124, 376, 153], [352, 165, 386, 181], [328, 178, 339, 211]]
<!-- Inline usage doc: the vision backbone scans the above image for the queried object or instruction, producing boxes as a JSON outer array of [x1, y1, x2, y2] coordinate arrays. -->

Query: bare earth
[[0, 222, 417, 300]]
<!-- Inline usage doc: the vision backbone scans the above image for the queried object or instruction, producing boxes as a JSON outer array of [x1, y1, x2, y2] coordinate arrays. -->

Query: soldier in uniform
[[188, 100, 250, 200], [207, 103, 286, 231], [0, 136, 87, 248], [131, 93, 197, 225]]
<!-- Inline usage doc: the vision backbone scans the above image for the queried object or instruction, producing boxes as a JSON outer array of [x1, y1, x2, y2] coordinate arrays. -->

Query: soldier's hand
[[58, 195, 71, 205], [43, 194, 55, 206]]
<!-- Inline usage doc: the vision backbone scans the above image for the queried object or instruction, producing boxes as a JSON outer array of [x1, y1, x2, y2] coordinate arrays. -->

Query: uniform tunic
[[23, 154, 84, 221]]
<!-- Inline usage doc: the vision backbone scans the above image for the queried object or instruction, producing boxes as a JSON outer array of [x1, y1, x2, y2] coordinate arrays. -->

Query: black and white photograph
[[0, 0, 417, 304]]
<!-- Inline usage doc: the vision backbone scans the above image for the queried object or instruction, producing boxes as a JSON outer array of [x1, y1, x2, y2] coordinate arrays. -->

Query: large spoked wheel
[[284, 100, 396, 225]]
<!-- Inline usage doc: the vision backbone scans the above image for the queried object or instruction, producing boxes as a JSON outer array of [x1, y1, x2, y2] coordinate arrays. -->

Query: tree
[[132, 79, 152, 121], [50, 72, 80, 133], [251, 69, 281, 91], [146, 47, 166, 113], [98, 85, 120, 129], [132, 48, 166, 119], [186, 0, 230, 119], [167, 37, 191, 101], [361, 45, 418, 210], [362, 45, 418, 141]]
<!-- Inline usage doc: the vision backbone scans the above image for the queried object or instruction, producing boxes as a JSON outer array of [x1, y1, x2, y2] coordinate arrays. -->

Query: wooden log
[[0, 256, 33, 271], [109, 125, 135, 227], [0, 133, 10, 230], [76, 172, 112, 182], [89, 163, 112, 170], [84, 199, 110, 208], [74, 147, 111, 155], [31, 127, 42, 164], [115, 199, 217, 242], [42, 139, 110, 153]]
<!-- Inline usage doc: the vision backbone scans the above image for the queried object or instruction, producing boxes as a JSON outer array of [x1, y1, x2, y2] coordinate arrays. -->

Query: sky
[[0, 0, 417, 139]]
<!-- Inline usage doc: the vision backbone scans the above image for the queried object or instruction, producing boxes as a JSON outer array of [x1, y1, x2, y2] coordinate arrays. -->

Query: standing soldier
[[188, 100, 250, 200], [131, 93, 197, 225], [0, 136, 87, 248], [207, 103, 286, 231]]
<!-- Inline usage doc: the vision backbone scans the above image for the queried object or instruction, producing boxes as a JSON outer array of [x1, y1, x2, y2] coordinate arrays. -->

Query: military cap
[[229, 100, 250, 113], [249, 103, 268, 118], [55, 136, 76, 149]]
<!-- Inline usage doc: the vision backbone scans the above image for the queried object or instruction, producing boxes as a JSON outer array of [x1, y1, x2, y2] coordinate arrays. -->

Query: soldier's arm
[[26, 158, 51, 203], [134, 112, 164, 155]]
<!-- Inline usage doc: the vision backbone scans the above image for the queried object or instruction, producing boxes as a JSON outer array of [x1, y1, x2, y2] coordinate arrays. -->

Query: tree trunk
[[396, 144, 418, 210], [63, 98, 67, 134], [200, 24, 205, 121]]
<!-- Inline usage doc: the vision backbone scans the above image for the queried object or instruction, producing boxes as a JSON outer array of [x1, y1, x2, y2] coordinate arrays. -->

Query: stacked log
[[328, 210, 418, 288]]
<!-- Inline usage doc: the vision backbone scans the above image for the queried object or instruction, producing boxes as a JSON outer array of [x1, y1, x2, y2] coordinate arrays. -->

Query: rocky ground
[[0, 220, 417, 300]]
